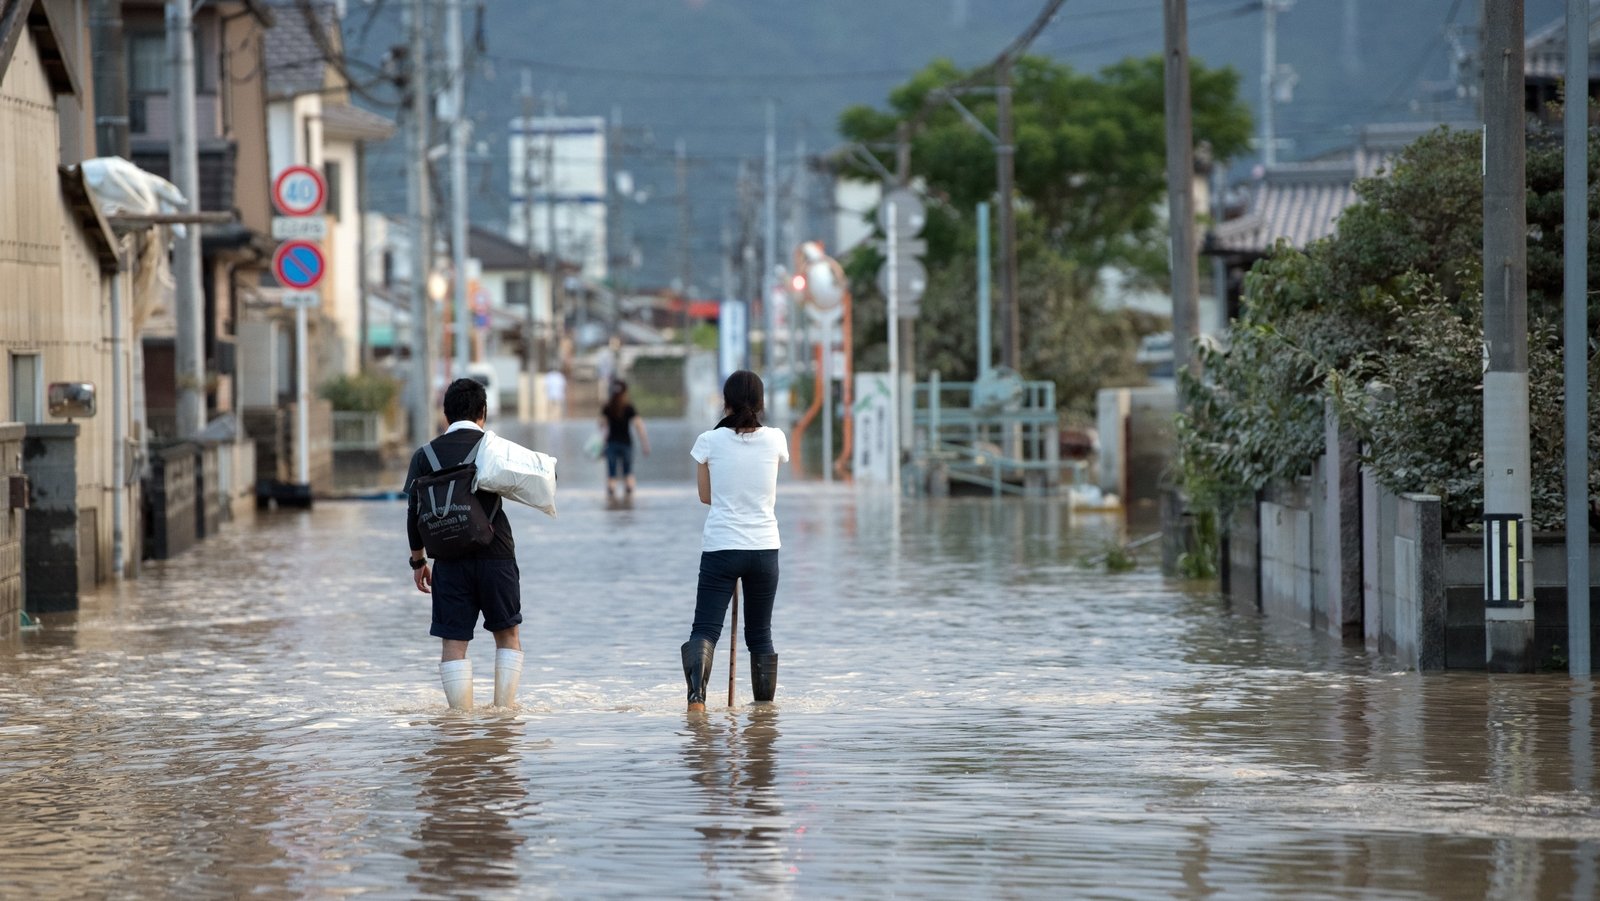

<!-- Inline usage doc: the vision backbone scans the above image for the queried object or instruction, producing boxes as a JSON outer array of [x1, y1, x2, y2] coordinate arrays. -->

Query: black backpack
[[413, 436, 498, 559]]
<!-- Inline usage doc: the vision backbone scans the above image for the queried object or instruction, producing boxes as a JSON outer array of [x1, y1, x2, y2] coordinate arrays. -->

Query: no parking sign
[[273, 240, 325, 290]]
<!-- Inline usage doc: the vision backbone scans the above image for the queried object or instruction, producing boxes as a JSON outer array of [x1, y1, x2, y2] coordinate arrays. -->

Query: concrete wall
[[21, 423, 82, 612], [0, 425, 23, 642], [1320, 410, 1363, 638], [1442, 535, 1600, 671], [1390, 494, 1444, 671], [1224, 496, 1260, 613], [1260, 480, 1317, 626]]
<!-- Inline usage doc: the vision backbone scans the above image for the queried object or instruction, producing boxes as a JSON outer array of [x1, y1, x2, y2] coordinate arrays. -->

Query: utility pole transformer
[[167, 0, 204, 438], [1163, 0, 1200, 388], [1482, 0, 1534, 672]]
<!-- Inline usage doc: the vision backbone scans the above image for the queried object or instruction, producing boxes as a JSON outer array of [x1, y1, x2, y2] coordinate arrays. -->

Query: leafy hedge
[[1179, 126, 1600, 532]]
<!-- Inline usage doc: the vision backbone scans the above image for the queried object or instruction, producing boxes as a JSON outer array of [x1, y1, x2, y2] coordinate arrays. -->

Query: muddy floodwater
[[2, 422, 1599, 898]]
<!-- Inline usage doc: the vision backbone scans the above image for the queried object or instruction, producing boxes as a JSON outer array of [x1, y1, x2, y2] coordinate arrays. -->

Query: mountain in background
[[341, 0, 1564, 291]]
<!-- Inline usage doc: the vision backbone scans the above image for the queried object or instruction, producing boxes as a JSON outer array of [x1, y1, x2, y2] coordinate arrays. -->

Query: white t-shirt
[[690, 426, 789, 551]]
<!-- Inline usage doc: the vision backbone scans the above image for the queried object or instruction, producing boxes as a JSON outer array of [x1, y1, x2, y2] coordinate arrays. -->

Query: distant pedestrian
[[600, 379, 650, 502], [405, 378, 523, 710], [543, 368, 567, 419], [680, 370, 788, 712]]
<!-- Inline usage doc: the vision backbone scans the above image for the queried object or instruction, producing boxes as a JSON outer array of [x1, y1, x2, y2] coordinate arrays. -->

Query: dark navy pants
[[690, 549, 779, 654]]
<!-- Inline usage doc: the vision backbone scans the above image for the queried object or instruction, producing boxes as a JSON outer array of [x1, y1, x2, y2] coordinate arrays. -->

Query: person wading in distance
[[405, 378, 523, 710], [599, 379, 650, 504], [681, 370, 788, 712]]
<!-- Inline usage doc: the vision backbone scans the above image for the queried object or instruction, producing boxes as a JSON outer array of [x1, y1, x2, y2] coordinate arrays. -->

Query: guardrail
[[911, 374, 1061, 495]]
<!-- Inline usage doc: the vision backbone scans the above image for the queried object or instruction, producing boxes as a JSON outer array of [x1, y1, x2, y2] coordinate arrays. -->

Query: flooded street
[[3, 422, 1599, 898]]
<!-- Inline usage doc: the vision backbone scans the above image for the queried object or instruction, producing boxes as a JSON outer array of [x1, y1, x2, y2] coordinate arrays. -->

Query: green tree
[[839, 54, 1251, 281], [838, 54, 1250, 417]]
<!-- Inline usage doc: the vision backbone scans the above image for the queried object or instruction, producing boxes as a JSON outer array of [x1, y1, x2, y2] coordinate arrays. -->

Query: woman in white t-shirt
[[680, 370, 789, 712]]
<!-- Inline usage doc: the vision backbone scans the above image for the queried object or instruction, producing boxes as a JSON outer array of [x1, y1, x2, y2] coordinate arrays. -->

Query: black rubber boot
[[681, 639, 716, 710], [750, 653, 778, 703]]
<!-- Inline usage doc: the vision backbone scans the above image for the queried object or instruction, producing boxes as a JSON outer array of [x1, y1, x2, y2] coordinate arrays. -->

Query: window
[[128, 32, 166, 93], [324, 161, 342, 220], [128, 29, 209, 94], [10, 354, 42, 423], [506, 278, 530, 307]]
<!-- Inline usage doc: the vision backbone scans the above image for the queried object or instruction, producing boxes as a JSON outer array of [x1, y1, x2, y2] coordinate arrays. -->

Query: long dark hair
[[716, 370, 764, 432], [605, 380, 630, 419]]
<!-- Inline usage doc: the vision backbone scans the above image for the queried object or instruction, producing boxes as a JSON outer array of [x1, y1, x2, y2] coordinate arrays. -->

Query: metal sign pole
[[295, 304, 310, 484], [887, 201, 901, 500]]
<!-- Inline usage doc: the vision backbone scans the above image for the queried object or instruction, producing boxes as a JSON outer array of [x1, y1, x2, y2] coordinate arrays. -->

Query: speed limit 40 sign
[[272, 165, 326, 216]]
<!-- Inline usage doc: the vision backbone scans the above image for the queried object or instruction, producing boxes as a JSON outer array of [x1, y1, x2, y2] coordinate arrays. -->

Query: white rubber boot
[[439, 658, 473, 710], [494, 648, 524, 708]]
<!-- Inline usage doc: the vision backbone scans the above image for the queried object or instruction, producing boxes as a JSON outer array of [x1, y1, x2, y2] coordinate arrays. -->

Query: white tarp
[[80, 157, 189, 229]]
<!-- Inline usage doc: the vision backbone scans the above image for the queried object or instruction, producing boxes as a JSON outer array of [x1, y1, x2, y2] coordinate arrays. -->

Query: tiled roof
[[1524, 13, 1600, 81], [1207, 122, 1474, 258], [263, 1, 337, 99], [322, 102, 394, 141]]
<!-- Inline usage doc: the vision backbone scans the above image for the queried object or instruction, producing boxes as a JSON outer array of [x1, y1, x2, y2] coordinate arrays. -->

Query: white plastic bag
[[474, 430, 558, 517]]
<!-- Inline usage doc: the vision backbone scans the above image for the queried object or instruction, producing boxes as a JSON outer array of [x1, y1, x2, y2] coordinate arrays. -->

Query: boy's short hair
[[442, 378, 488, 424]]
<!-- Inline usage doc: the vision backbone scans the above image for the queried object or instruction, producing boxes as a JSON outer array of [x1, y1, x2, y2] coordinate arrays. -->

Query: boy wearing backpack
[[406, 378, 523, 710]]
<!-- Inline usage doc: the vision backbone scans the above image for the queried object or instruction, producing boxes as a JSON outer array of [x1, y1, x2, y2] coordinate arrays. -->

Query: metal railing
[[912, 373, 1061, 495], [331, 411, 381, 452]]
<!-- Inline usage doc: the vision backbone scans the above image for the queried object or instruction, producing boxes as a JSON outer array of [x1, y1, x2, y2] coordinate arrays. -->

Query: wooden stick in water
[[728, 580, 740, 707]]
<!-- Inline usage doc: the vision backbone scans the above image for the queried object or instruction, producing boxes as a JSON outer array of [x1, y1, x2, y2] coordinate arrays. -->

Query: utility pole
[[1260, 0, 1281, 167], [762, 100, 778, 381], [167, 0, 204, 438], [544, 95, 561, 374], [1564, 0, 1590, 676], [521, 70, 543, 376], [995, 61, 1020, 373], [789, 136, 807, 401], [1482, 0, 1533, 672], [1163, 0, 1200, 388], [446, 0, 470, 380], [407, 0, 434, 444], [677, 138, 692, 348]]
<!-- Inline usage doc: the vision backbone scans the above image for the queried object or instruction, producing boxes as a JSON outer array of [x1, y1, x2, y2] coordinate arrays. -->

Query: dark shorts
[[429, 557, 522, 641], [604, 441, 634, 478]]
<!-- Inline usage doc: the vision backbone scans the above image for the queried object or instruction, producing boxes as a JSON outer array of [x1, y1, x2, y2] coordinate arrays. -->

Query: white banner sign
[[281, 291, 320, 309], [718, 300, 748, 381], [852, 373, 893, 485], [272, 216, 328, 240]]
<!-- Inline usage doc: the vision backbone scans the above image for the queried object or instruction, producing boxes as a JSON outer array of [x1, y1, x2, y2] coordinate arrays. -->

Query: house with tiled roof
[[1203, 122, 1475, 318]]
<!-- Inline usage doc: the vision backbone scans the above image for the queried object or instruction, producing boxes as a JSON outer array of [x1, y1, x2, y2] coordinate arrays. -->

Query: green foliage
[[1180, 125, 1600, 532], [690, 323, 719, 352], [838, 52, 1249, 417], [840, 54, 1251, 281], [319, 372, 399, 413]]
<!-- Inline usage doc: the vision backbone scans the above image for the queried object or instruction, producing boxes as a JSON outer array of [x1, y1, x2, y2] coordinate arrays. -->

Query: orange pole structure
[[832, 289, 854, 480], [789, 343, 824, 476]]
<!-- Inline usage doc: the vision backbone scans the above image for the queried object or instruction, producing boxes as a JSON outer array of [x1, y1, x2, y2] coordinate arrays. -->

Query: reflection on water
[[1, 421, 1600, 896], [405, 720, 534, 896], [684, 709, 793, 891]]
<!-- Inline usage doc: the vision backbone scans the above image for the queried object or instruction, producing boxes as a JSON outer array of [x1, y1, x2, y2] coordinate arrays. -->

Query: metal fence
[[331, 412, 381, 452]]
